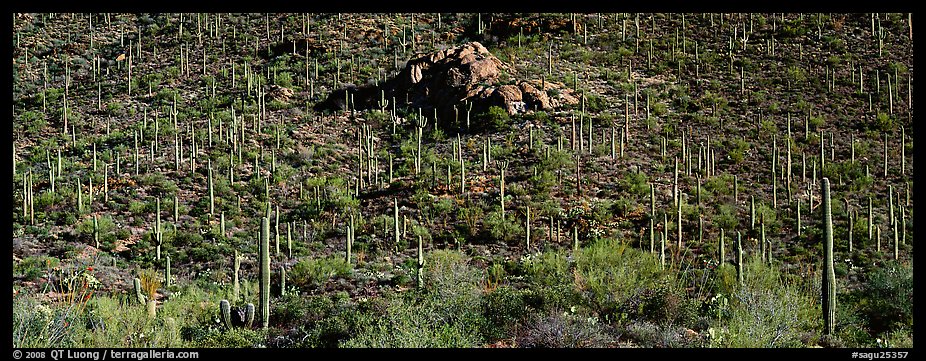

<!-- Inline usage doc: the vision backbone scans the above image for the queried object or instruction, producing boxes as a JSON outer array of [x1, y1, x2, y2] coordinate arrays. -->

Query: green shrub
[[481, 286, 532, 341], [290, 256, 352, 289], [13, 295, 79, 347], [710, 255, 818, 347], [14, 256, 60, 282], [617, 171, 650, 198], [574, 238, 670, 321], [484, 210, 524, 243], [343, 250, 486, 347], [481, 106, 510, 132], [341, 293, 483, 347], [854, 261, 913, 335]]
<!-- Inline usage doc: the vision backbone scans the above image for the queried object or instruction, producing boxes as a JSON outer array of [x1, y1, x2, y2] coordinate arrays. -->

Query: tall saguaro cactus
[[821, 178, 836, 336], [496, 160, 509, 220], [736, 231, 743, 287], [415, 116, 428, 174], [260, 216, 270, 329], [394, 198, 400, 253], [417, 234, 425, 288], [233, 250, 240, 302]]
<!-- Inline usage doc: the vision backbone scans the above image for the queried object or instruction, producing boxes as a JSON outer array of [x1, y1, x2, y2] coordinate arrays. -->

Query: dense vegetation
[[12, 13, 913, 348]]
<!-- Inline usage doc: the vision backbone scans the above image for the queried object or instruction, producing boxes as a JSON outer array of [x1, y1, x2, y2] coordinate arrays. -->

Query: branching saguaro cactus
[[219, 299, 256, 330], [821, 178, 836, 336], [415, 116, 428, 174]]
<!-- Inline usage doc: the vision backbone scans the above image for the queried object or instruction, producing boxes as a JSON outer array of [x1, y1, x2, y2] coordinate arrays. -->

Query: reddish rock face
[[316, 41, 578, 129]]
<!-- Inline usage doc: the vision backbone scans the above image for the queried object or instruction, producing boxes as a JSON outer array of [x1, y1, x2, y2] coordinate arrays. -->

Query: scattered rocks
[[266, 85, 294, 103]]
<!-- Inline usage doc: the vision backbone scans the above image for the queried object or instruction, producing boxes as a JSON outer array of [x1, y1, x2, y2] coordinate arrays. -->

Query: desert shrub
[[481, 286, 533, 341], [342, 250, 485, 347], [289, 256, 352, 289], [724, 137, 751, 164], [14, 255, 60, 282], [481, 106, 510, 132], [714, 204, 740, 231], [710, 255, 819, 347], [484, 209, 524, 243], [293, 295, 368, 348], [574, 239, 678, 323], [853, 261, 913, 335], [522, 251, 572, 289], [516, 311, 616, 348], [624, 321, 707, 348], [341, 293, 483, 347], [617, 171, 650, 198], [582, 93, 607, 113], [703, 174, 734, 196], [13, 295, 80, 347]]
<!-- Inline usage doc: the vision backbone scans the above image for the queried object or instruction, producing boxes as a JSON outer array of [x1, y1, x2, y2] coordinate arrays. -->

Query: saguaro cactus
[[417, 234, 425, 289], [736, 231, 744, 286], [280, 267, 287, 297], [260, 216, 270, 329], [133, 277, 146, 305], [526, 205, 532, 250], [244, 303, 256, 328], [165, 255, 171, 288], [719, 228, 725, 263], [233, 251, 240, 302], [659, 231, 666, 270], [821, 178, 836, 336], [496, 160, 509, 220], [394, 198, 400, 253], [220, 299, 233, 330]]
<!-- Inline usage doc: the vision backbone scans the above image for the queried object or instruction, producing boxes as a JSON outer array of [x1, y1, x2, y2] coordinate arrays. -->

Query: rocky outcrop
[[316, 42, 578, 129]]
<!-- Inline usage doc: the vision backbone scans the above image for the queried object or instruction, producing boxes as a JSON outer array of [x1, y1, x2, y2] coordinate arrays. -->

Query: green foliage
[[848, 261, 913, 336], [274, 71, 293, 88], [195, 328, 266, 348], [484, 210, 524, 243], [481, 286, 533, 341], [574, 239, 670, 320], [617, 171, 650, 198], [583, 93, 607, 113], [290, 256, 352, 289], [714, 204, 740, 231], [725, 137, 751, 164], [710, 255, 819, 347], [872, 112, 894, 133], [14, 256, 60, 282], [343, 250, 485, 347], [19, 110, 46, 134], [481, 106, 510, 132], [704, 174, 733, 197], [808, 115, 826, 131]]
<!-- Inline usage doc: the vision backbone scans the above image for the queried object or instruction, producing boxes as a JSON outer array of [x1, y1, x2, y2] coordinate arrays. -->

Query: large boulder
[[316, 42, 578, 129]]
